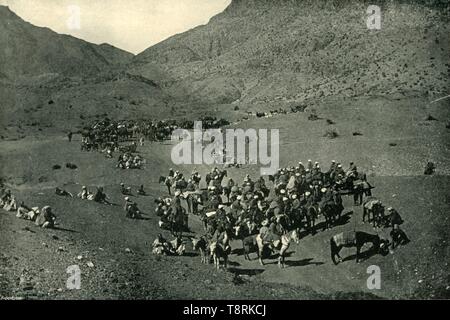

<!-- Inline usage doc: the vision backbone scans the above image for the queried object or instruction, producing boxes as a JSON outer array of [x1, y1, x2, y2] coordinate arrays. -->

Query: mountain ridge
[[130, 0, 449, 106], [0, 5, 134, 81], [1, 1, 449, 135]]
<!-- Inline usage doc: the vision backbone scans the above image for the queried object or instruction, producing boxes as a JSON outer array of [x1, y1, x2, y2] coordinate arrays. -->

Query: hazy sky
[[0, 0, 231, 54]]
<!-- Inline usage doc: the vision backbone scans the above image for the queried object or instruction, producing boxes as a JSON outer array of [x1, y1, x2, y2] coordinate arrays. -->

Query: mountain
[[1, 1, 449, 137], [131, 0, 450, 106], [0, 5, 133, 81], [0, 5, 177, 135]]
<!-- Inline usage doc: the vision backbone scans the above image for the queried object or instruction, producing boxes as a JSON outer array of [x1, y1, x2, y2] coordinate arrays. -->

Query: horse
[[320, 203, 335, 231], [320, 201, 344, 230], [192, 236, 210, 264], [289, 205, 307, 234], [256, 229, 300, 268], [305, 205, 318, 235], [352, 181, 372, 205], [209, 242, 231, 270], [168, 206, 187, 238], [234, 223, 258, 260], [330, 231, 387, 264], [345, 172, 373, 205]]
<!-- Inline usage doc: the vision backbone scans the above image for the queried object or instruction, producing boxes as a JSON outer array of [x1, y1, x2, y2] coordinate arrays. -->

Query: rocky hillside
[[0, 6, 176, 135], [1, 1, 449, 135], [0, 5, 133, 81], [131, 0, 450, 106]]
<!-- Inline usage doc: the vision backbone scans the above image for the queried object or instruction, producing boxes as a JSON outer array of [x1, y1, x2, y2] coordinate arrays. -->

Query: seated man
[[385, 207, 404, 228], [152, 233, 172, 255], [35, 206, 56, 228], [117, 159, 126, 169], [124, 197, 141, 219], [120, 183, 132, 195], [3, 195, 17, 211], [16, 201, 32, 219], [390, 224, 410, 249], [137, 185, 146, 195], [170, 236, 186, 256], [93, 187, 111, 204], [0, 189, 12, 207], [125, 159, 133, 169], [77, 186, 91, 199]]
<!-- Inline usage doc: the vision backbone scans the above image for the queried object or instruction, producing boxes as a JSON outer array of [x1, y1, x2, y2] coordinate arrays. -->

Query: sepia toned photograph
[[0, 0, 449, 303]]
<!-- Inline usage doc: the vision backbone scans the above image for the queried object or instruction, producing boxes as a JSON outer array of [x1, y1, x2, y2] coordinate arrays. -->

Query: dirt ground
[[1, 96, 449, 299]]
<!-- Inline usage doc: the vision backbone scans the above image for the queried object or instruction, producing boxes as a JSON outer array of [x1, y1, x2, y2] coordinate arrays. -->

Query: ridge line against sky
[[0, 0, 231, 54]]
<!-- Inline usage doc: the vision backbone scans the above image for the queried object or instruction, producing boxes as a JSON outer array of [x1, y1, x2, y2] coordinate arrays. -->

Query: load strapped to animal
[[363, 197, 385, 227]]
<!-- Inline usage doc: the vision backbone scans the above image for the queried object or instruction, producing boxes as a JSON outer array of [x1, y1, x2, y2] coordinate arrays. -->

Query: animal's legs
[[353, 193, 359, 205], [259, 249, 264, 266]]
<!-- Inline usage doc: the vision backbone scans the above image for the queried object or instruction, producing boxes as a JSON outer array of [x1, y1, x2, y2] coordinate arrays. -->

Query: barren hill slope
[[1, 1, 449, 135], [0, 5, 133, 81], [131, 0, 450, 106], [0, 6, 181, 135]]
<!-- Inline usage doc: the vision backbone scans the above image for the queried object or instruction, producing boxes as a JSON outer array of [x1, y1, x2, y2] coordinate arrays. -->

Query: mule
[[330, 231, 387, 264], [363, 198, 384, 227], [209, 242, 231, 270], [320, 202, 344, 230], [192, 236, 209, 264]]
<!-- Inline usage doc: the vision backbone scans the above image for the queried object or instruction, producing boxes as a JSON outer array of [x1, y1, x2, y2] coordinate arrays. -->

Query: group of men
[[117, 152, 143, 169], [155, 161, 348, 253], [77, 183, 148, 220], [1, 189, 57, 228], [152, 233, 186, 256], [159, 158, 409, 261], [77, 186, 111, 204]]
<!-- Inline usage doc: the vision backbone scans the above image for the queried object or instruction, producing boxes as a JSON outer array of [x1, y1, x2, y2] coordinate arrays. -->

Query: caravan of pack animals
[[1, 113, 412, 271]]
